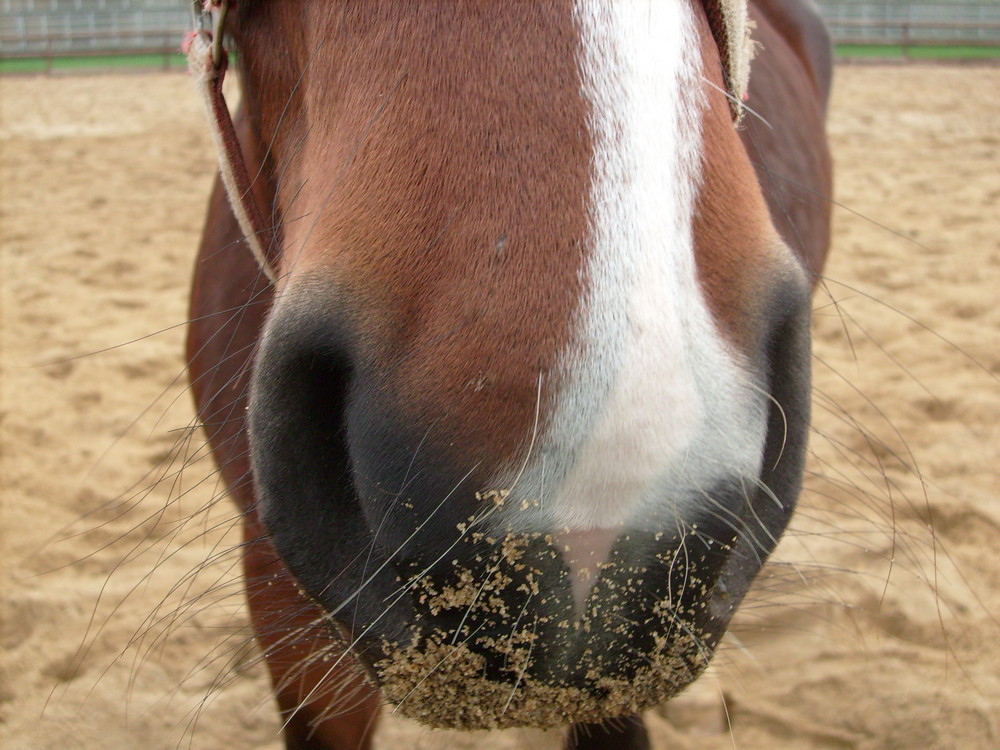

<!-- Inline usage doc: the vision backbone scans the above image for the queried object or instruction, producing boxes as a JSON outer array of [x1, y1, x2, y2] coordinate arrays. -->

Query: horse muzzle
[[246, 272, 813, 729]]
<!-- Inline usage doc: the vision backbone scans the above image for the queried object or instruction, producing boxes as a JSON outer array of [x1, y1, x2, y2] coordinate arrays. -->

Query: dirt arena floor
[[2, 65, 998, 750]]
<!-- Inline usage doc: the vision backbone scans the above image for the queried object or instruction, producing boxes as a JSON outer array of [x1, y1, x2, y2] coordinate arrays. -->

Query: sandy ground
[[1, 65, 998, 750]]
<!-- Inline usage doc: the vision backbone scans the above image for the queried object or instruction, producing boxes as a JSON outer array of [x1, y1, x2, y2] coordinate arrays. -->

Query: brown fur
[[234, 1, 592, 471], [693, 0, 833, 347]]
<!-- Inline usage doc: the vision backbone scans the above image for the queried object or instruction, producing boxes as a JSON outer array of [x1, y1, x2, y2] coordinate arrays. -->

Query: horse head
[[189, 0, 831, 736]]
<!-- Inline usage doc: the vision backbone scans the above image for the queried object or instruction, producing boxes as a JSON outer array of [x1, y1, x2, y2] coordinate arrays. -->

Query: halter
[[705, 0, 755, 116], [186, 1, 753, 284], [187, 0, 278, 283]]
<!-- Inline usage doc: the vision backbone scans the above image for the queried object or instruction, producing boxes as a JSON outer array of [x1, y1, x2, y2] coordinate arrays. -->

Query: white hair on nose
[[492, 0, 768, 563]]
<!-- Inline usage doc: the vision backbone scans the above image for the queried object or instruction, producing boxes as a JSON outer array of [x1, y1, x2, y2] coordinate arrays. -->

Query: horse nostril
[[249, 308, 353, 527], [246, 302, 415, 636], [752, 279, 814, 554]]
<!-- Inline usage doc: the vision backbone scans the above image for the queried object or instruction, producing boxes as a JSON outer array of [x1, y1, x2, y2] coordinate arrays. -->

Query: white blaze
[[498, 1, 768, 552]]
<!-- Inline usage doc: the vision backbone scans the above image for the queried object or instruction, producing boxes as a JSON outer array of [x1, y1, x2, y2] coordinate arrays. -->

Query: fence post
[[902, 22, 911, 60]]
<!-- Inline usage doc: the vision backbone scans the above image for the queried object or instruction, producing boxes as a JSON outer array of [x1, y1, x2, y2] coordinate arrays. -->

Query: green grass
[[835, 43, 1000, 60], [2, 44, 998, 74], [0, 52, 187, 74]]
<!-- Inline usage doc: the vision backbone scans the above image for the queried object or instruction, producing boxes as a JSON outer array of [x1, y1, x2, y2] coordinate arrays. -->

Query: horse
[[186, 1, 833, 748]]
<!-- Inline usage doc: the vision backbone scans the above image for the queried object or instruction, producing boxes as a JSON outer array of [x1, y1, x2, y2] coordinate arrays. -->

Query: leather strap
[[187, 3, 278, 283], [704, 0, 754, 121]]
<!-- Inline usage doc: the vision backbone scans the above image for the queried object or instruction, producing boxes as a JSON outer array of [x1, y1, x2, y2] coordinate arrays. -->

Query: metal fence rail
[[1, 1, 998, 66], [0, 28, 182, 71], [817, 1, 1000, 44], [828, 19, 1000, 47], [0, 1, 187, 55]]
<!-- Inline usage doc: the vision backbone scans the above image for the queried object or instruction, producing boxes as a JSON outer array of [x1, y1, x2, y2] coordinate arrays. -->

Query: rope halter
[[186, 0, 278, 283]]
